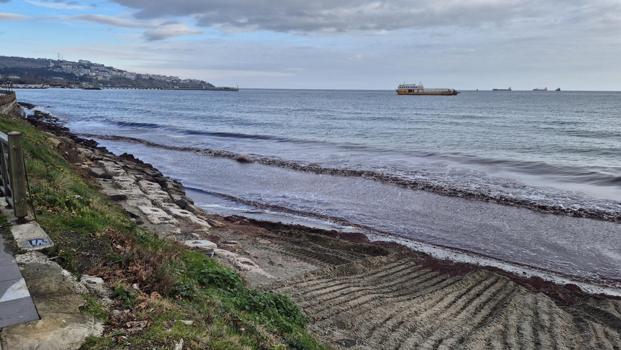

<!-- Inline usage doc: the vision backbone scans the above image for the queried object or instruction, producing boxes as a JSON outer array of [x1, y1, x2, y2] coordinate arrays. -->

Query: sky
[[0, 0, 620, 90]]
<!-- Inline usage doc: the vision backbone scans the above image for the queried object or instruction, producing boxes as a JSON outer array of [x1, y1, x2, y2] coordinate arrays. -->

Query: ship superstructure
[[396, 82, 458, 96]]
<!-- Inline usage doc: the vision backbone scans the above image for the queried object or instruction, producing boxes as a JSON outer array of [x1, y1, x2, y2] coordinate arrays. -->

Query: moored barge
[[396, 83, 458, 96]]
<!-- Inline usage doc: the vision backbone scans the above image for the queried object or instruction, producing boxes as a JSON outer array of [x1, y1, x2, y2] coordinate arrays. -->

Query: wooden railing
[[0, 131, 29, 222]]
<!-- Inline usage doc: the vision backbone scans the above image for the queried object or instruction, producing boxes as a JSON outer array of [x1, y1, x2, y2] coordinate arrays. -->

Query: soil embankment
[[25, 106, 621, 349]]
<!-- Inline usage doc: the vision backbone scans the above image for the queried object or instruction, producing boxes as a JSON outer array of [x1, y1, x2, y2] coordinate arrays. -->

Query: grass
[[81, 295, 109, 322], [0, 114, 326, 350]]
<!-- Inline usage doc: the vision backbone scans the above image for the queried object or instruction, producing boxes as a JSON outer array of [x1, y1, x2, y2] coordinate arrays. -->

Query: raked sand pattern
[[273, 254, 621, 350]]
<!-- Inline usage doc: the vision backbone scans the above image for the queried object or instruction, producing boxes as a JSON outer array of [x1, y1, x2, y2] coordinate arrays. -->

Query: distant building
[[0, 55, 214, 89]]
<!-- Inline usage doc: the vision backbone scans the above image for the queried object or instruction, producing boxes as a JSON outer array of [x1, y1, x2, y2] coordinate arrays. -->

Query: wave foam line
[[81, 133, 621, 222]]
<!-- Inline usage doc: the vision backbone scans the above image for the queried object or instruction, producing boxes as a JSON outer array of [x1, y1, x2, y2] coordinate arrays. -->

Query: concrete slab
[[145, 190, 172, 203], [214, 248, 272, 278], [0, 262, 21, 282], [137, 180, 162, 192], [1, 252, 103, 349], [10, 222, 54, 251], [100, 186, 143, 199], [0, 235, 22, 283], [137, 205, 177, 225], [88, 167, 111, 179], [0, 237, 39, 329], [182, 240, 217, 253], [112, 175, 136, 190], [98, 160, 125, 176], [162, 204, 211, 227], [0, 278, 30, 302], [0, 296, 39, 329]]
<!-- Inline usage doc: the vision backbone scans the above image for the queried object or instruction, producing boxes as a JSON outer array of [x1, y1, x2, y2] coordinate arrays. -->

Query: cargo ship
[[396, 83, 459, 96], [492, 87, 512, 91]]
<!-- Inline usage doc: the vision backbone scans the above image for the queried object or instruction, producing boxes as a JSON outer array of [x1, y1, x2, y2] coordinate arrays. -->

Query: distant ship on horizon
[[492, 87, 512, 91], [396, 82, 459, 96], [533, 87, 548, 91]]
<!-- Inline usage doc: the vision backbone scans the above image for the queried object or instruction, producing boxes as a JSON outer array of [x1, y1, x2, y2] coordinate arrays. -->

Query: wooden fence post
[[8, 131, 28, 222]]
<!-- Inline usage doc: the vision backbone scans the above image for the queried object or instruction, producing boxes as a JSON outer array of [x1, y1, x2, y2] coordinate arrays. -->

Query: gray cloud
[[72, 14, 201, 40], [111, 0, 620, 33], [0, 12, 26, 20], [26, 0, 95, 10], [30, 0, 621, 90], [56, 16, 621, 90], [73, 14, 144, 27], [143, 23, 200, 41]]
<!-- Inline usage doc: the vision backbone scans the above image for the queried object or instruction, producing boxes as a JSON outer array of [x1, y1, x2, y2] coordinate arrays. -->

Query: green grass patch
[[0, 115, 326, 350], [81, 295, 109, 322]]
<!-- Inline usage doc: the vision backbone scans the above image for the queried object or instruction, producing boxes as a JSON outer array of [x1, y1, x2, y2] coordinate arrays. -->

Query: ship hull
[[396, 89, 459, 96]]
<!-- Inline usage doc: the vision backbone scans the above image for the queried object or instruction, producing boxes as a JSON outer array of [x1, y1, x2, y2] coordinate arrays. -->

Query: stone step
[[0, 235, 38, 329], [10, 221, 54, 251], [0, 195, 54, 251]]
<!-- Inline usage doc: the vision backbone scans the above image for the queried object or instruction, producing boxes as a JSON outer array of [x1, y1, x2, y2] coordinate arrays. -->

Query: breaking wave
[[81, 133, 621, 222]]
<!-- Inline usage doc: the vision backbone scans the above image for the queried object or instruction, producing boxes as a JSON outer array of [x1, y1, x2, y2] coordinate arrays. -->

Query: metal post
[[8, 132, 28, 222]]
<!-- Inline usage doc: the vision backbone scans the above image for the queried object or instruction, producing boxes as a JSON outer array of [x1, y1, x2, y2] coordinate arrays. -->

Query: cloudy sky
[[1, 0, 620, 89]]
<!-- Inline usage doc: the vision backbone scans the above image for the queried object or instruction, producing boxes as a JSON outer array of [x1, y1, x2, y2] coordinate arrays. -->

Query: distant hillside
[[0, 56, 216, 90]]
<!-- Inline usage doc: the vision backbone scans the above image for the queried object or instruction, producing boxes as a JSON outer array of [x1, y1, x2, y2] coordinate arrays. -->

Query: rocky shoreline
[[19, 105, 621, 349], [24, 107, 277, 283]]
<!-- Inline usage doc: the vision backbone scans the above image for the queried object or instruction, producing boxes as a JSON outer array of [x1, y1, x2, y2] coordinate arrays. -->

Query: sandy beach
[[24, 106, 621, 349]]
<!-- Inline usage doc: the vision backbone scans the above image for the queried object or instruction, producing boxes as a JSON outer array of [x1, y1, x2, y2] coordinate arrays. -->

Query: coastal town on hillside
[[0, 56, 237, 90]]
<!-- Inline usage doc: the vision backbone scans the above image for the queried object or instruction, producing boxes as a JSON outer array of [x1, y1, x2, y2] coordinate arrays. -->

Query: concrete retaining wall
[[0, 91, 17, 115]]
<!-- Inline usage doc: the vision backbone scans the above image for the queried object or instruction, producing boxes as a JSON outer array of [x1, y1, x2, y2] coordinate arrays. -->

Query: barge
[[396, 83, 458, 96]]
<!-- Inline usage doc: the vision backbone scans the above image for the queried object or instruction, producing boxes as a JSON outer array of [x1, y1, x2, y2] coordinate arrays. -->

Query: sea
[[17, 88, 621, 293]]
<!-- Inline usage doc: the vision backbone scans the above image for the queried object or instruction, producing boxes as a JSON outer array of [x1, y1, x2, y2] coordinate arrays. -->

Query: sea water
[[17, 88, 621, 287]]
